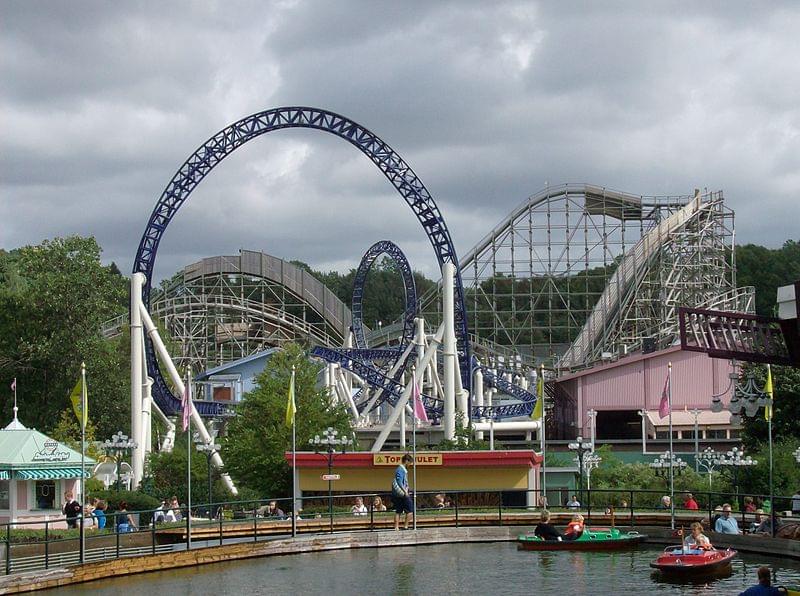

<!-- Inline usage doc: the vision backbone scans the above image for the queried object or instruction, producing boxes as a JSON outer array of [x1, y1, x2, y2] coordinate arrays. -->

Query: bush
[[88, 490, 160, 526]]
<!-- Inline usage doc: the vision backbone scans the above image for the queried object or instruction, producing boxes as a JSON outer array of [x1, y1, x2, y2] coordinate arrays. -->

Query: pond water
[[59, 542, 800, 595]]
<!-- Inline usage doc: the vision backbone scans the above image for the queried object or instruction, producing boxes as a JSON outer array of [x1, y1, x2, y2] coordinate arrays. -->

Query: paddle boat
[[517, 527, 647, 551], [649, 545, 737, 575]]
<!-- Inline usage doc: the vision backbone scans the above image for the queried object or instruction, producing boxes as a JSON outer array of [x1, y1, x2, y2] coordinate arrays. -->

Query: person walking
[[392, 454, 414, 530]]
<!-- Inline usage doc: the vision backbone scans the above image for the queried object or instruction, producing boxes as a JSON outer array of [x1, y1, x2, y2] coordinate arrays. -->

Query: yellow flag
[[764, 364, 774, 421], [69, 368, 88, 429], [285, 368, 296, 428], [531, 371, 544, 420]]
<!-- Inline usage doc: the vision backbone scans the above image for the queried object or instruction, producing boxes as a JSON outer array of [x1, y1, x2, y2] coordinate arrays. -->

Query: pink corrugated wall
[[568, 347, 733, 414]]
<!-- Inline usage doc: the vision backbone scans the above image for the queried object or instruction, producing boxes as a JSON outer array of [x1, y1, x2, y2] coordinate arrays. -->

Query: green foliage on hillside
[[736, 240, 800, 316]]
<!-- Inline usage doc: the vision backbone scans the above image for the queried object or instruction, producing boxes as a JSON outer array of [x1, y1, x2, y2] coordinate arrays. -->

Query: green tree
[[740, 364, 800, 449], [221, 344, 352, 497], [50, 408, 104, 460], [0, 236, 128, 435], [736, 240, 800, 316]]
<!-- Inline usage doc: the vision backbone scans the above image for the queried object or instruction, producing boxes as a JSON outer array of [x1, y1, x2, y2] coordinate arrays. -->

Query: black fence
[[2, 488, 795, 575]]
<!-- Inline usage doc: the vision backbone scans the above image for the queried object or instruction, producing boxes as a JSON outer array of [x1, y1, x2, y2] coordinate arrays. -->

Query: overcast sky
[[2, 1, 798, 282]]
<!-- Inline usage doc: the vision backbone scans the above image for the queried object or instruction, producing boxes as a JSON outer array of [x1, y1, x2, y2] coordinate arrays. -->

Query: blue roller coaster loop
[[352, 240, 417, 350], [132, 107, 471, 415]]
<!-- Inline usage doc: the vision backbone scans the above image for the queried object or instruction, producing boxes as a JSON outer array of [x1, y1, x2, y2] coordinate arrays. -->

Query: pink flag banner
[[412, 378, 429, 424], [182, 382, 191, 432], [659, 372, 671, 418], [10, 378, 16, 392]]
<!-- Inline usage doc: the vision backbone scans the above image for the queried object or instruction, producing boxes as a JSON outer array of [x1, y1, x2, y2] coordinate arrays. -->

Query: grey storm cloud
[[1, 0, 799, 283]]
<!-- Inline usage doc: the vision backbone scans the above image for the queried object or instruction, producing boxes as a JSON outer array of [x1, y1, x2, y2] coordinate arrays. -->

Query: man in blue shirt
[[739, 566, 784, 595], [715, 503, 740, 534], [392, 454, 414, 530]]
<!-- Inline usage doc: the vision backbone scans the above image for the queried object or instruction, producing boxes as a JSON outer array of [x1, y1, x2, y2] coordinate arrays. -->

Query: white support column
[[442, 262, 457, 441], [130, 273, 145, 488], [139, 303, 238, 495], [474, 367, 484, 440], [371, 325, 444, 452]]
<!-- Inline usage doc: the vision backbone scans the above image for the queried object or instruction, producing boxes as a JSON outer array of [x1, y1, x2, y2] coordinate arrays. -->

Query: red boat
[[650, 545, 737, 574]]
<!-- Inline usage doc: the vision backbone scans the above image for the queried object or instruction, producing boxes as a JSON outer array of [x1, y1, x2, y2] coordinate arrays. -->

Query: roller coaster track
[[352, 240, 417, 350], [133, 107, 471, 415], [312, 347, 539, 420]]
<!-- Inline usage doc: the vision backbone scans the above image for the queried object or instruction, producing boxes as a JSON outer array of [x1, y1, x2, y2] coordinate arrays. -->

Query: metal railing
[[3, 488, 796, 575]]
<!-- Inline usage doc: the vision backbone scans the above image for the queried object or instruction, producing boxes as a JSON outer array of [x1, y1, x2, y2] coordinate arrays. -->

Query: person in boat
[[534, 510, 563, 541], [752, 510, 781, 535], [682, 522, 712, 551], [657, 495, 671, 510], [566, 495, 581, 509], [563, 513, 585, 540], [738, 565, 786, 596]]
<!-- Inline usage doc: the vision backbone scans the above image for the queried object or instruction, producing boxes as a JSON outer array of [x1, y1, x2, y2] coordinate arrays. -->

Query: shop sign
[[31, 439, 70, 462], [373, 453, 442, 466]]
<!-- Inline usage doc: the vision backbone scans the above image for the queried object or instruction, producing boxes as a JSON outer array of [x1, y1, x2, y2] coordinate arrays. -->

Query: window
[[34, 480, 56, 510], [655, 431, 679, 440], [0, 480, 9, 510], [706, 429, 728, 439]]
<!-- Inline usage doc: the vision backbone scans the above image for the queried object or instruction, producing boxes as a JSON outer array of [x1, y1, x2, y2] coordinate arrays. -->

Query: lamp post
[[638, 409, 648, 454], [568, 436, 593, 497], [101, 431, 138, 493], [717, 447, 757, 499], [650, 451, 686, 530], [688, 408, 701, 472], [194, 432, 221, 519], [582, 452, 602, 491], [696, 447, 722, 489], [587, 409, 598, 452], [310, 427, 352, 533]]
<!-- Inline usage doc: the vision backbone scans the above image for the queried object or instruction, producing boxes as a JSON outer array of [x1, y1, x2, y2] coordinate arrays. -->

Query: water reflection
[[56, 542, 800, 595]]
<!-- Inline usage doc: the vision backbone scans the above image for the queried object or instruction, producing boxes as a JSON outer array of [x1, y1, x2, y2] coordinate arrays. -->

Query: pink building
[[555, 346, 737, 445]]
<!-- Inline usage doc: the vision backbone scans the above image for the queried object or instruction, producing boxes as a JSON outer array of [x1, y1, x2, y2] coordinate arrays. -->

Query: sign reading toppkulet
[[373, 453, 443, 466]]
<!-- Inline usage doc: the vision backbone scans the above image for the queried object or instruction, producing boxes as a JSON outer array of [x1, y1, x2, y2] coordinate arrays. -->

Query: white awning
[[645, 409, 733, 427]]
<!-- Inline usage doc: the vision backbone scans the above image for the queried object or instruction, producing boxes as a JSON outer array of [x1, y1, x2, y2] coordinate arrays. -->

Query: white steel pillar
[[474, 367, 484, 440], [442, 262, 457, 441], [130, 272, 145, 488]]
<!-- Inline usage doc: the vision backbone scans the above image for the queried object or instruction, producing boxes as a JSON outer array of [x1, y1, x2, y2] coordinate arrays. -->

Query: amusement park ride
[[125, 106, 800, 493]]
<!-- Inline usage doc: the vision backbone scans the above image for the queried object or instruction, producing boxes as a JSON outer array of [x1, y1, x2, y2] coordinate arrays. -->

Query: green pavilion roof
[[0, 417, 95, 480]]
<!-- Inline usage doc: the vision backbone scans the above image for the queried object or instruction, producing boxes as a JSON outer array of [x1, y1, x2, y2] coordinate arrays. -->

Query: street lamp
[[194, 432, 221, 519], [310, 427, 352, 533], [649, 451, 688, 482], [696, 447, 723, 489], [582, 452, 602, 491], [568, 436, 593, 494], [717, 447, 757, 497], [688, 408, 701, 472], [586, 409, 598, 452], [101, 431, 138, 492]]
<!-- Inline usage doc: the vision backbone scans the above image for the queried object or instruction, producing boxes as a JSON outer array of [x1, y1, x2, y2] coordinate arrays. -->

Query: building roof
[[0, 421, 95, 477], [195, 347, 281, 381], [645, 409, 734, 427]]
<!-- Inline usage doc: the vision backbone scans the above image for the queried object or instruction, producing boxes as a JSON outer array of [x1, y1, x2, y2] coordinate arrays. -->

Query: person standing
[[392, 454, 414, 530], [62, 491, 82, 529]]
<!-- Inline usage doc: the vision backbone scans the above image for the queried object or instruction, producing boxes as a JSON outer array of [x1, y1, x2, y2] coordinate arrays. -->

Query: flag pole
[[767, 364, 775, 537], [79, 362, 86, 564], [291, 366, 297, 538], [668, 362, 674, 530]]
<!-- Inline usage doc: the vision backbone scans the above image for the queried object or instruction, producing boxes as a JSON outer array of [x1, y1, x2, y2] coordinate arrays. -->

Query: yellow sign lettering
[[372, 453, 442, 466]]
